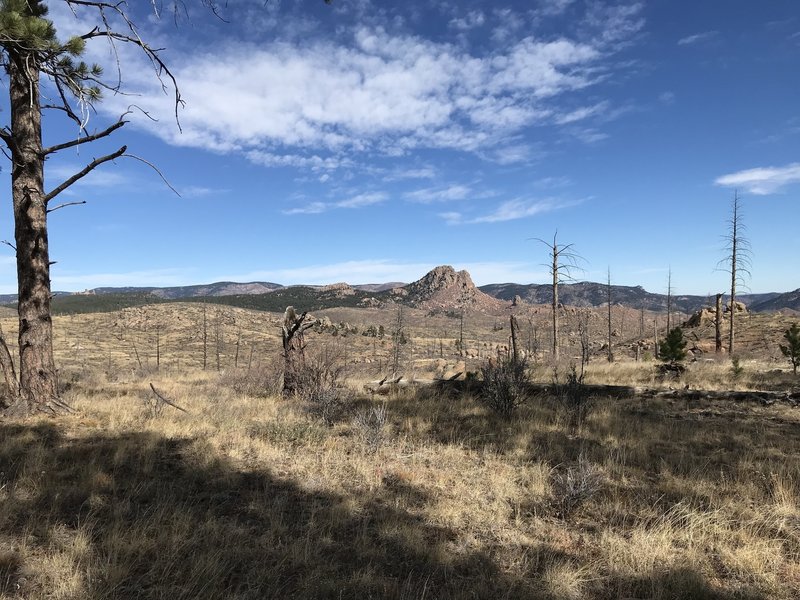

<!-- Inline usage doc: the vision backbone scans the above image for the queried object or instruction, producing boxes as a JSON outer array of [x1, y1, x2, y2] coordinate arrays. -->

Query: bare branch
[[44, 146, 127, 204], [47, 200, 87, 214], [0, 128, 13, 148], [1, 240, 16, 253], [42, 119, 127, 155], [122, 153, 181, 197], [149, 383, 190, 413]]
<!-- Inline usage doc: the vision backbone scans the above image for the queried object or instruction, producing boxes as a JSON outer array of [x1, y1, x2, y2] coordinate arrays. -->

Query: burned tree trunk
[[281, 306, 314, 396], [510, 314, 520, 364]]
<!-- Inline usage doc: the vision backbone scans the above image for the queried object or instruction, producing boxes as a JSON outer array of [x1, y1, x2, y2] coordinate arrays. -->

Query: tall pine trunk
[[7, 51, 62, 414]]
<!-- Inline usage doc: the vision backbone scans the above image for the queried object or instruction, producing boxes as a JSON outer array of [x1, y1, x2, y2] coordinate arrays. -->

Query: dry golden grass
[[0, 305, 798, 598]]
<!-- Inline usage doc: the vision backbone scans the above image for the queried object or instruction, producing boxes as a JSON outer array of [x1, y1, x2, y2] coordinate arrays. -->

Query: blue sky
[[1, 0, 798, 295]]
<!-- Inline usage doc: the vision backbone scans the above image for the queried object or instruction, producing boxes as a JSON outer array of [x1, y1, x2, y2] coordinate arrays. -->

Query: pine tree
[[659, 327, 687, 364], [0, 0, 105, 413], [779, 322, 800, 375], [0, 1, 318, 414]]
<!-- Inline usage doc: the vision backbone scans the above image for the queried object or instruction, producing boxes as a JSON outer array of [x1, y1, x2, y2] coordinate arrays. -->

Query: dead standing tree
[[717, 191, 751, 355], [606, 267, 613, 363], [281, 306, 315, 397], [534, 232, 584, 362], [715, 292, 723, 354]]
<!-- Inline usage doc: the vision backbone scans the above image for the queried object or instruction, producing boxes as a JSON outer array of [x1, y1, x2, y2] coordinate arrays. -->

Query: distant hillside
[[89, 281, 284, 299], [37, 286, 381, 315], [50, 293, 167, 314], [750, 288, 800, 312], [480, 282, 782, 313], [353, 282, 405, 293]]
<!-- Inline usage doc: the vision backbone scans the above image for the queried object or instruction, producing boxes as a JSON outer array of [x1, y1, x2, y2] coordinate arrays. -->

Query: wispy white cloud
[[678, 30, 719, 46], [480, 143, 541, 165], [381, 166, 437, 181], [582, 2, 645, 45], [659, 91, 676, 105], [715, 163, 800, 195], [245, 151, 354, 171], [535, 0, 576, 18], [534, 176, 572, 189], [471, 198, 563, 223], [449, 10, 485, 31], [442, 197, 578, 225], [439, 211, 464, 225], [283, 201, 328, 215], [554, 101, 610, 125], [283, 191, 388, 215], [180, 185, 227, 198], [336, 192, 388, 208], [405, 184, 471, 203], [568, 127, 609, 144]]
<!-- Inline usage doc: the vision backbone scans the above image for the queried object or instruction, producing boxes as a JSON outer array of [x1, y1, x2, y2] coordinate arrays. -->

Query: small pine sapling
[[658, 327, 687, 377], [779, 322, 800, 375]]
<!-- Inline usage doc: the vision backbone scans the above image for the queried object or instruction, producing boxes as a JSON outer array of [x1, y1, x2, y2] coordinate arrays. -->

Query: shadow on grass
[[0, 417, 775, 600], [0, 421, 533, 600], [604, 565, 768, 600]]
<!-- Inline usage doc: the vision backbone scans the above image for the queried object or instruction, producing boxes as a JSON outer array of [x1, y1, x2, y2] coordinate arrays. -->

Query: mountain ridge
[[1, 268, 796, 313]]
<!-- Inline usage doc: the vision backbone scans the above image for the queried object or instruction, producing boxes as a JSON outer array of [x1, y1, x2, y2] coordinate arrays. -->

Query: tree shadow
[[0, 421, 541, 600], [605, 565, 769, 600]]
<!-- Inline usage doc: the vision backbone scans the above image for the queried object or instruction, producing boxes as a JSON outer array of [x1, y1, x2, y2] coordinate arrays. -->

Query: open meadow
[[0, 303, 798, 599]]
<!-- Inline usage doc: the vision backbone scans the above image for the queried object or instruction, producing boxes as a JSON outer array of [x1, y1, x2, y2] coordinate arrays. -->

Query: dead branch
[[122, 153, 180, 196], [149, 383, 190, 414], [42, 119, 127, 155], [44, 146, 127, 203], [47, 200, 87, 214]]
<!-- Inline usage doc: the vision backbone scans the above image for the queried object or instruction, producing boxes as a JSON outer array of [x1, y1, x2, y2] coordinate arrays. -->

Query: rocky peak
[[407, 265, 477, 302]]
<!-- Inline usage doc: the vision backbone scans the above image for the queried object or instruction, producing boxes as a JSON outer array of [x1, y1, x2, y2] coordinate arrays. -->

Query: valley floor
[[0, 304, 798, 599], [0, 362, 798, 599]]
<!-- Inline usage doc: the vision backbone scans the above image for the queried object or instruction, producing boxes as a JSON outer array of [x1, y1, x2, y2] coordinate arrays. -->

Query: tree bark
[[6, 52, 63, 414], [0, 330, 19, 402]]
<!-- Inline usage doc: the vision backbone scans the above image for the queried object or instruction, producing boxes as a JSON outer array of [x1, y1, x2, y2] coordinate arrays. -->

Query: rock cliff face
[[400, 266, 505, 312], [320, 282, 355, 297]]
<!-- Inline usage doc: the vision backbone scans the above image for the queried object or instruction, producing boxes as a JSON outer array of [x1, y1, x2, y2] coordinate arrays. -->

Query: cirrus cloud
[[715, 163, 800, 195]]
